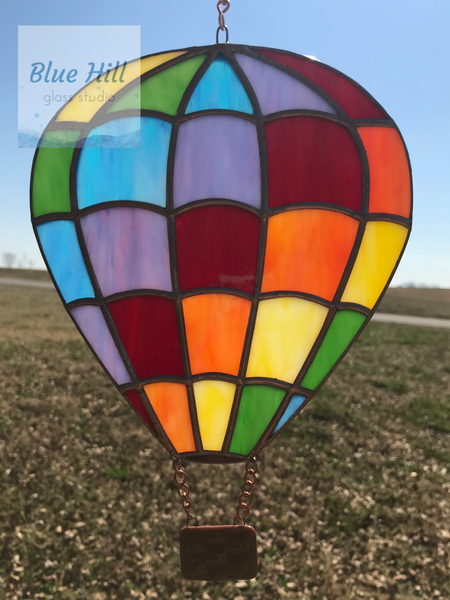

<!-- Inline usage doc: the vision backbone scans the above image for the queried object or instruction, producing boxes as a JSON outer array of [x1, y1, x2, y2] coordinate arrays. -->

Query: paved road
[[371, 312, 450, 330], [0, 277, 449, 330]]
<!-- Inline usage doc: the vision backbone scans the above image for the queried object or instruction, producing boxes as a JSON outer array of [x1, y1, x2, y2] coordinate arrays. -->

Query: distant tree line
[[2, 252, 34, 269]]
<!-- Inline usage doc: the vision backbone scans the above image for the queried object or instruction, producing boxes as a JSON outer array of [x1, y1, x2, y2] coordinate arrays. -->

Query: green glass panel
[[38, 129, 80, 148], [32, 130, 81, 217], [108, 54, 207, 116], [229, 385, 286, 455], [300, 310, 366, 390]]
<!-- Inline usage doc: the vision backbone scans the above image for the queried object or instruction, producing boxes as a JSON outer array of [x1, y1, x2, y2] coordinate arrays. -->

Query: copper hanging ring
[[216, 25, 229, 44]]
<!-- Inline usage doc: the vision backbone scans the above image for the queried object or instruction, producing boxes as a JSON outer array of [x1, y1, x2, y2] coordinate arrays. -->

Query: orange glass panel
[[183, 294, 251, 375], [358, 127, 411, 218], [143, 383, 195, 453], [262, 209, 359, 300]]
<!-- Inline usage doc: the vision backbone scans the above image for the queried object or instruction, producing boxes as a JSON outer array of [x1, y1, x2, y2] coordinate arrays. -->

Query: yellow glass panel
[[246, 298, 328, 383], [194, 381, 235, 451], [57, 52, 185, 122], [341, 221, 408, 309]]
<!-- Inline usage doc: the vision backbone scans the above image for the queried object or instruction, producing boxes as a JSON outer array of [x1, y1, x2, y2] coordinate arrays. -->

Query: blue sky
[[1, 0, 449, 286]]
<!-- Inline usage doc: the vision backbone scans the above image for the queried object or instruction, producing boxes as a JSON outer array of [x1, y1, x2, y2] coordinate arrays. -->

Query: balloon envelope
[[31, 45, 412, 463]]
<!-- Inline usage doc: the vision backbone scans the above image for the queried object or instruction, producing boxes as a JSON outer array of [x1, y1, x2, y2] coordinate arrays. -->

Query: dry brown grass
[[2, 269, 449, 318], [0, 268, 51, 282], [0, 285, 450, 599], [378, 287, 450, 320]]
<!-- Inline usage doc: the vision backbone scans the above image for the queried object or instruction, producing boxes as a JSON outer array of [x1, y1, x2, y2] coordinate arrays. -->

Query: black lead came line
[[219, 51, 270, 455], [165, 49, 219, 455]]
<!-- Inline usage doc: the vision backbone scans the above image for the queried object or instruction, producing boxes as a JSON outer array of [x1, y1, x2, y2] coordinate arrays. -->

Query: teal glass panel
[[186, 55, 253, 114], [37, 220, 95, 303], [229, 385, 285, 455], [77, 117, 172, 209], [271, 395, 306, 436]]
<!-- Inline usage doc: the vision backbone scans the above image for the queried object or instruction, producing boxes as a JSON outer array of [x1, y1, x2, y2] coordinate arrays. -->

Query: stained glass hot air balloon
[[31, 41, 412, 580]]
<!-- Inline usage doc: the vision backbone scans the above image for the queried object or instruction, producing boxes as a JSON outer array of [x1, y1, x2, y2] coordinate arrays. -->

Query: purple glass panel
[[71, 305, 131, 385], [234, 53, 336, 116], [81, 207, 172, 297], [173, 115, 261, 209]]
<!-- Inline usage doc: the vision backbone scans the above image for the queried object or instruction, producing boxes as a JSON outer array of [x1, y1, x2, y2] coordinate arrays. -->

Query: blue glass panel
[[37, 220, 95, 303], [71, 305, 131, 385], [77, 116, 172, 209], [271, 394, 306, 435], [186, 55, 253, 114]]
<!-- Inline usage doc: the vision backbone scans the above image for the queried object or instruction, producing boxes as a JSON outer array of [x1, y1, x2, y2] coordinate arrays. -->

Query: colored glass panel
[[71, 305, 131, 385], [301, 310, 366, 390], [173, 115, 261, 209], [37, 129, 81, 149], [234, 53, 335, 116], [37, 220, 95, 303], [265, 117, 362, 210], [77, 117, 171, 209], [262, 209, 359, 300], [81, 207, 171, 297], [32, 130, 80, 217], [358, 127, 411, 218], [247, 298, 328, 383], [341, 222, 408, 309], [125, 390, 154, 430], [183, 294, 251, 375], [271, 395, 307, 435], [56, 52, 185, 122], [144, 383, 195, 452], [81, 116, 141, 148], [109, 54, 207, 115], [254, 49, 386, 120], [108, 296, 184, 379], [229, 386, 286, 455], [176, 206, 260, 294], [194, 380, 235, 451], [186, 54, 253, 114]]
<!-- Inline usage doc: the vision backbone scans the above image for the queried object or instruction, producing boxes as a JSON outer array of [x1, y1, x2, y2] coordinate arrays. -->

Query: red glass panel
[[125, 390, 155, 430], [176, 205, 260, 294], [265, 117, 362, 211], [254, 49, 386, 120], [109, 296, 184, 378]]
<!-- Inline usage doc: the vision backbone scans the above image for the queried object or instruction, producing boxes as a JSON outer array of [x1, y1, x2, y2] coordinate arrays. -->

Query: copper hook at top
[[216, 0, 230, 43]]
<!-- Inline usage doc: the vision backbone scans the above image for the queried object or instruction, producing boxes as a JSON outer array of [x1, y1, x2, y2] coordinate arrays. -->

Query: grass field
[[2, 269, 449, 320], [0, 283, 450, 600], [0, 268, 51, 282], [378, 287, 450, 320], [2, 268, 449, 320]]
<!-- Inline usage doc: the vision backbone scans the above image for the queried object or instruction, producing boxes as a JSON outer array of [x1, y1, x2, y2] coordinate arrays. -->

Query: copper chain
[[234, 455, 258, 525], [172, 454, 258, 527], [216, 0, 230, 43], [172, 457, 198, 527]]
